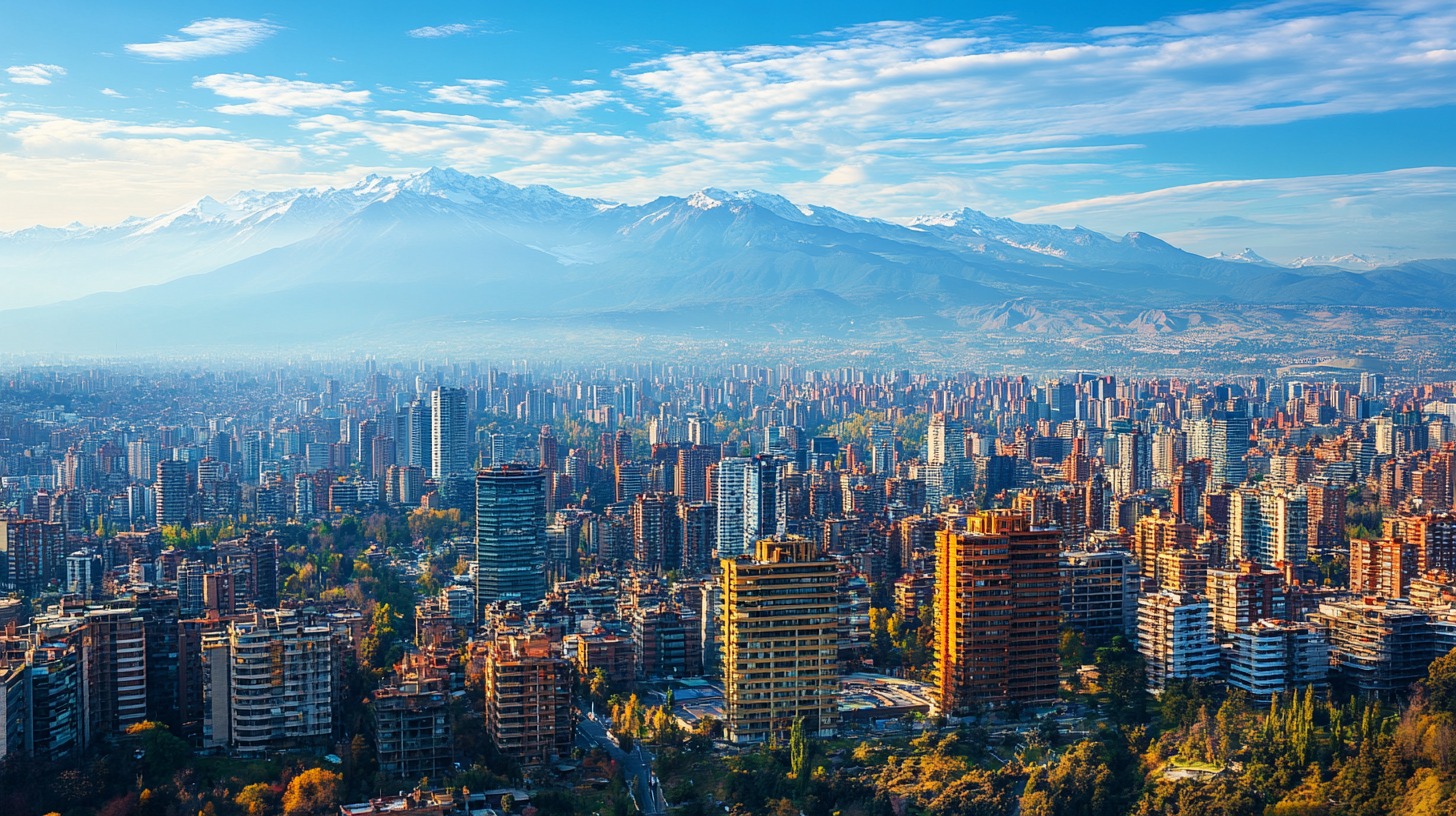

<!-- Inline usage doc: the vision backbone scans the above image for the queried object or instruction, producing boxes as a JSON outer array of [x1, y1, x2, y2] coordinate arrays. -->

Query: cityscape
[[4, 2, 1456, 816], [2, 362, 1456, 816]]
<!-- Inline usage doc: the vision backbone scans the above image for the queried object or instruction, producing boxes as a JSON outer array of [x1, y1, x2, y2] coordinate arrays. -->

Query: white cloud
[[0, 112, 381, 230], [429, 79, 505, 105], [408, 22, 485, 38], [624, 2, 1456, 144], [100, 88, 125, 98], [195, 74, 371, 116], [1012, 167, 1456, 262], [124, 18, 279, 60], [7, 64, 66, 85], [426, 82, 619, 119]]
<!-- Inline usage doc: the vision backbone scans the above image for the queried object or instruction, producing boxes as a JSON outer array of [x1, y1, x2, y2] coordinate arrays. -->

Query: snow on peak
[[1290, 253, 1384, 271], [687, 190, 728, 210], [1210, 247, 1276, 265]]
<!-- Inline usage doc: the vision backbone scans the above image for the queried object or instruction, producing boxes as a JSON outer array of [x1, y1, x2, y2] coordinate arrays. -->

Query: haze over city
[[3, 4, 1456, 816]]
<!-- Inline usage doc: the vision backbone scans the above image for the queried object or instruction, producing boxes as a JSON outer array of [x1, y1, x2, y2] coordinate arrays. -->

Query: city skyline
[[3, 1, 1454, 262]]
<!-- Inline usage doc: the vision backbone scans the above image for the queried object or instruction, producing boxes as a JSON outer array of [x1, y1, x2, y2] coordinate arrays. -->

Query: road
[[578, 715, 667, 815]]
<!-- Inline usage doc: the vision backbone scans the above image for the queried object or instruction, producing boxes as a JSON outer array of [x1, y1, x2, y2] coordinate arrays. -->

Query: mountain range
[[2, 167, 1452, 361]]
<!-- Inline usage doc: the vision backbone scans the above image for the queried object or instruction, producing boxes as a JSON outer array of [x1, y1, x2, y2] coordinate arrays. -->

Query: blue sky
[[2, 0, 1454, 262]]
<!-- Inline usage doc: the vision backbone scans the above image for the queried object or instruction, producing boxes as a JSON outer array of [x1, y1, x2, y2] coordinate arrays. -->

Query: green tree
[[1094, 636, 1147, 725], [790, 716, 810, 780], [1421, 646, 1456, 716], [123, 721, 190, 782]]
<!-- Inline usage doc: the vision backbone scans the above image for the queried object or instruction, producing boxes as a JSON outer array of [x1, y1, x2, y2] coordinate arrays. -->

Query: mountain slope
[[1, 168, 1453, 356]]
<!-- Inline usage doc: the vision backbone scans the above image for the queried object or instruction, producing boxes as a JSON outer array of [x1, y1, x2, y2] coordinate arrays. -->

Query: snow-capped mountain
[[1, 168, 1453, 355], [1289, 253, 1386, 271], [1209, 248, 1277, 265]]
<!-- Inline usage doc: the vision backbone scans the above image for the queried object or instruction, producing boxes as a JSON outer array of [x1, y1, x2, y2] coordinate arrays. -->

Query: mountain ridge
[[1, 168, 1453, 359]]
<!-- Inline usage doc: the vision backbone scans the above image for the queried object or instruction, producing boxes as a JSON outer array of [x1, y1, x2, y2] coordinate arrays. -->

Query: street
[[578, 715, 667, 815]]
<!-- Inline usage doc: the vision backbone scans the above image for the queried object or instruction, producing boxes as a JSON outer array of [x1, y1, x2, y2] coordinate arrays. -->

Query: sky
[[2, 0, 1454, 262]]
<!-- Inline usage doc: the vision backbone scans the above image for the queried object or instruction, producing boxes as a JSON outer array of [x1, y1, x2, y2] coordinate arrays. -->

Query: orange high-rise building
[[934, 510, 1059, 714]]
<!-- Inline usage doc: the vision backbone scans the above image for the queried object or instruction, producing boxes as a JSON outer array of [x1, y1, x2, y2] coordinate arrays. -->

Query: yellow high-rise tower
[[721, 536, 839, 745]]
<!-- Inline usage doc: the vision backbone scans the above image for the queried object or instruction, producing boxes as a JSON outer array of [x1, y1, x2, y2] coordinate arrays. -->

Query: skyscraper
[[1210, 405, 1250, 488], [405, 399, 432, 473], [431, 386, 469, 480], [713, 457, 750, 557], [927, 412, 967, 503], [934, 510, 1060, 713], [721, 537, 839, 744], [475, 465, 547, 617], [156, 459, 189, 527], [0, 519, 64, 596]]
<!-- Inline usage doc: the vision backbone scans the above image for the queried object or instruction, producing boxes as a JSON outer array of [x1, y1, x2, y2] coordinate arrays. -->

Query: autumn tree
[[282, 768, 343, 816]]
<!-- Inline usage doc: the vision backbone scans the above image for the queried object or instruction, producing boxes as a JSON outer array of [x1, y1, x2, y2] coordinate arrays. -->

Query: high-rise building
[[406, 399, 433, 473], [1206, 561, 1287, 640], [0, 659, 25, 761], [81, 607, 149, 744], [1226, 620, 1329, 702], [127, 440, 157, 482], [631, 601, 703, 680], [1130, 510, 1194, 583], [1210, 406, 1250, 488], [0, 519, 64, 596], [721, 537, 839, 745], [934, 510, 1060, 713], [1137, 591, 1219, 691], [869, 423, 896, 474], [674, 445, 719, 504], [373, 671, 453, 782], [27, 639, 81, 762], [474, 465, 547, 617], [1060, 548, 1140, 645], [927, 413, 967, 503], [1229, 487, 1308, 567], [431, 387, 469, 480], [679, 501, 717, 575], [631, 492, 681, 575], [742, 455, 780, 548], [712, 457, 750, 557], [156, 459, 190, 526], [1310, 599, 1435, 696], [201, 610, 335, 754], [481, 633, 573, 767]]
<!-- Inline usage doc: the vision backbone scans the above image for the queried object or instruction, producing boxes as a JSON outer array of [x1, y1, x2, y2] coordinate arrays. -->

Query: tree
[[1094, 636, 1148, 725], [588, 668, 610, 706], [790, 716, 810, 780], [1060, 630, 1087, 673], [123, 721, 190, 782], [236, 783, 280, 816], [1422, 646, 1456, 716], [282, 768, 343, 816]]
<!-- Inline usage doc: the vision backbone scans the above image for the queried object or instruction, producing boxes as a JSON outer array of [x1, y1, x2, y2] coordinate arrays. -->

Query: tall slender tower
[[475, 465, 547, 619], [431, 387, 469, 480], [156, 459, 189, 526]]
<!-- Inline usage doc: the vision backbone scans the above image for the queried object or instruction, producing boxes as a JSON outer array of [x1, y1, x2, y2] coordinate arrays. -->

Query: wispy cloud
[[195, 74, 370, 116], [1013, 167, 1456, 262], [7, 64, 66, 85], [0, 111, 389, 230], [625, 2, 1456, 143], [100, 88, 125, 98], [408, 22, 490, 39], [125, 18, 279, 60], [429, 79, 505, 105], [426, 81, 619, 119]]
